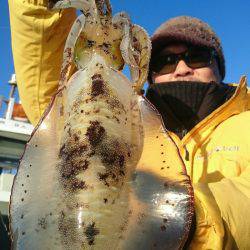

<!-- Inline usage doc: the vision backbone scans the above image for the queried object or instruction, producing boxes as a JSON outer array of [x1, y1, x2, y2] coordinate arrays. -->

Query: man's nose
[[173, 60, 194, 77]]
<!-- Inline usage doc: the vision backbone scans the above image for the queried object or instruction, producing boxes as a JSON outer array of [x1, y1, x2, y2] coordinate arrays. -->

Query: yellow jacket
[[168, 77, 250, 250], [8, 0, 76, 125], [8, 0, 250, 249]]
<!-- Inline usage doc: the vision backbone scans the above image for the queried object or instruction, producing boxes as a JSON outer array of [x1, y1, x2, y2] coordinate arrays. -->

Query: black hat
[[149, 16, 225, 81]]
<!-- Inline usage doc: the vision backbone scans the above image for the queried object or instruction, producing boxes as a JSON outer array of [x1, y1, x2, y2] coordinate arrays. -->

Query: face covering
[[145, 81, 236, 139]]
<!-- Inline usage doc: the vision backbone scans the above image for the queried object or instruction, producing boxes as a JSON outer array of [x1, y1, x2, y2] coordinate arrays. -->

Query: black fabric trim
[[146, 81, 236, 139]]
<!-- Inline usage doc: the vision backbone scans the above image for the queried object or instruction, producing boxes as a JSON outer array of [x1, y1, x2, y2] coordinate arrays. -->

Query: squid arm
[[117, 15, 151, 94], [58, 14, 86, 89]]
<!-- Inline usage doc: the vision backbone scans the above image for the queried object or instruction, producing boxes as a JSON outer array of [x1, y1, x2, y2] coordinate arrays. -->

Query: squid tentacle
[[58, 14, 86, 88], [131, 24, 152, 93], [51, 0, 113, 24], [51, 0, 94, 11], [113, 13, 140, 83], [94, 0, 112, 18], [114, 13, 135, 66], [115, 13, 151, 94]]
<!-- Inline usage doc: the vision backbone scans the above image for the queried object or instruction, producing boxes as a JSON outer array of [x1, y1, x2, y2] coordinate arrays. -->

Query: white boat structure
[[0, 74, 33, 216]]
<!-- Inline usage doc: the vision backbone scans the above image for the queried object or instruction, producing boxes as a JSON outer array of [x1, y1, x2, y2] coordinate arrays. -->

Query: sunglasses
[[151, 47, 217, 75]]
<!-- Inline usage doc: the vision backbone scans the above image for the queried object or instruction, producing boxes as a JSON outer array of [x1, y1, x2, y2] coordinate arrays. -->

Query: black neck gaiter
[[145, 81, 236, 139]]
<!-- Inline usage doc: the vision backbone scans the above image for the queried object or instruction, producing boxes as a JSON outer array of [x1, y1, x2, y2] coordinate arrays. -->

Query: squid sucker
[[9, 1, 194, 249]]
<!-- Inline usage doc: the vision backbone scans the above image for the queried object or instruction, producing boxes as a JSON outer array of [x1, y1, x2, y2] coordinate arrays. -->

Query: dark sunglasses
[[151, 47, 217, 74]]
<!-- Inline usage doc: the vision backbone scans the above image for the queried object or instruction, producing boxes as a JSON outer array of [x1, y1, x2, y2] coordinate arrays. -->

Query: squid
[[10, 0, 194, 249]]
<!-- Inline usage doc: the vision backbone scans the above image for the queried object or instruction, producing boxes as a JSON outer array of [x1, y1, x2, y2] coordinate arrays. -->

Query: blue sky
[[1, 0, 250, 114]]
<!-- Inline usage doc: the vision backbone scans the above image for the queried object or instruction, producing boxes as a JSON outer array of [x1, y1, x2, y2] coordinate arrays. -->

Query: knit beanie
[[149, 16, 225, 81]]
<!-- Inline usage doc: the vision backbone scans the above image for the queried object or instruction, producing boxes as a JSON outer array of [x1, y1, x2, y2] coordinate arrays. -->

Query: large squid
[[10, 0, 194, 249]]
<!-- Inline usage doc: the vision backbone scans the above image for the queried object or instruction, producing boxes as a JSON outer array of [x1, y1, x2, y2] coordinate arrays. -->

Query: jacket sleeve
[[189, 156, 250, 249], [8, 0, 76, 125]]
